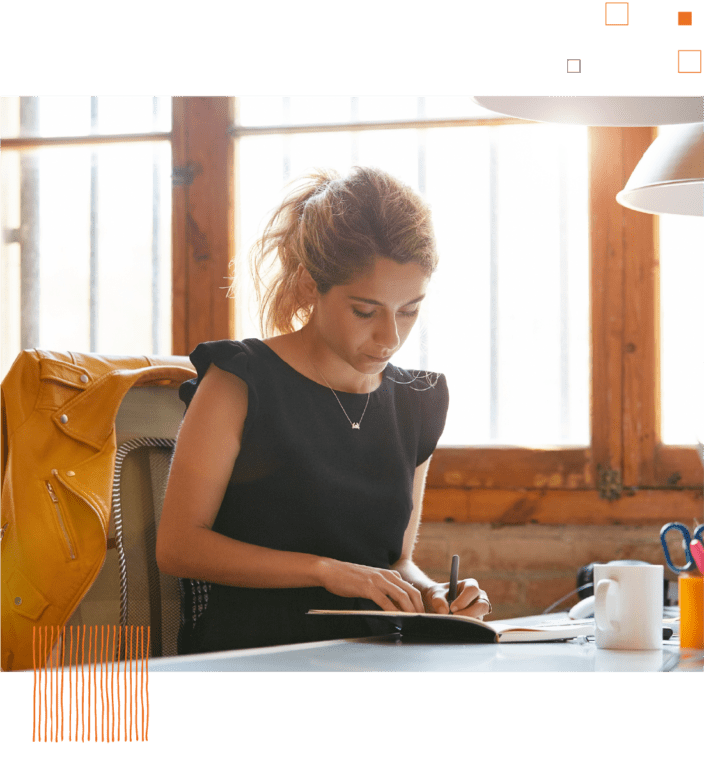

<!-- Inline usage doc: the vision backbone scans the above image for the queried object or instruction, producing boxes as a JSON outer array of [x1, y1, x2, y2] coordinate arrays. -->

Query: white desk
[[148, 613, 700, 672], [148, 635, 690, 672], [16, 615, 694, 675]]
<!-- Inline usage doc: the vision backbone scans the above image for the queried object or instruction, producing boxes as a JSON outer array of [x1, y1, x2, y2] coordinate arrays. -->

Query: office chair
[[65, 380, 210, 659]]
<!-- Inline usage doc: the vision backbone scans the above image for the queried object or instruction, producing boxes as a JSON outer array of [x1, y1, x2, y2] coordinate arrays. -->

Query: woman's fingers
[[385, 570, 424, 612], [370, 570, 424, 613], [320, 561, 425, 612], [448, 578, 479, 612], [446, 579, 492, 618], [461, 593, 491, 618]]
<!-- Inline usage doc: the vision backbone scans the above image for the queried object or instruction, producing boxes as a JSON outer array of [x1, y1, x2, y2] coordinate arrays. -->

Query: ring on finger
[[469, 594, 492, 615]]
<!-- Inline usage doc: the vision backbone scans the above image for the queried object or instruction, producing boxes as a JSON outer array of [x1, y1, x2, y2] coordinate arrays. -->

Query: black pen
[[448, 554, 459, 612]]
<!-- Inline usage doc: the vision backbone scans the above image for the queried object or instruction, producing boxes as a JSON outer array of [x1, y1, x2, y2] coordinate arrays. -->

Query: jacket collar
[[41, 358, 194, 450]]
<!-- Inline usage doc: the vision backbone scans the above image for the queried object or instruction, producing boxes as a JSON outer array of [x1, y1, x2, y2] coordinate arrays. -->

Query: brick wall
[[413, 522, 673, 619]]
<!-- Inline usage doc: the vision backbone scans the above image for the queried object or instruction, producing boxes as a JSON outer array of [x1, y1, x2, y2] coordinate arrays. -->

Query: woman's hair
[[247, 166, 438, 337]]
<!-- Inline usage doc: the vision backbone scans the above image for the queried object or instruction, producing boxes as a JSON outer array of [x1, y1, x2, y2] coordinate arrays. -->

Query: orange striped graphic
[[32, 625, 150, 742]]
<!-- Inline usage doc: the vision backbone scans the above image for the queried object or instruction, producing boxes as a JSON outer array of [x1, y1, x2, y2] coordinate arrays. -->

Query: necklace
[[305, 345, 372, 430]]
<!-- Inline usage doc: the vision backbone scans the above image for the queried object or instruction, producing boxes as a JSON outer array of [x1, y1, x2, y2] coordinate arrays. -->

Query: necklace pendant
[[351, 423, 360, 429]]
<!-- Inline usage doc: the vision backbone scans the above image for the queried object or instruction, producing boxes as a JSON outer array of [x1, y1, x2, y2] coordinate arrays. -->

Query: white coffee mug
[[593, 563, 663, 650]]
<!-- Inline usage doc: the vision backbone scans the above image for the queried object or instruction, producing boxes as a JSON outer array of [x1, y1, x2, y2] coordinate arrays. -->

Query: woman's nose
[[373, 313, 399, 351]]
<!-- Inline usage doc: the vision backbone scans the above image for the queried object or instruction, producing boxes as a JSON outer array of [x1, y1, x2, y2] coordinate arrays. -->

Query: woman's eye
[[352, 307, 420, 320]]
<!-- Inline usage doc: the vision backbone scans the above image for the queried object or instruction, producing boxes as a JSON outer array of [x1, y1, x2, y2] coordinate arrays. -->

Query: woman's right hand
[[315, 559, 425, 613]]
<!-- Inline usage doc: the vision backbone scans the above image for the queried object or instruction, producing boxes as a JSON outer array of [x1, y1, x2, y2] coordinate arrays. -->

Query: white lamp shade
[[616, 123, 704, 216], [472, 96, 703, 126]]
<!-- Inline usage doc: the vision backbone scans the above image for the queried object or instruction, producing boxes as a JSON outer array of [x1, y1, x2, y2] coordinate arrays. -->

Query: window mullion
[[89, 97, 99, 352], [19, 98, 41, 350], [621, 127, 659, 488], [171, 97, 234, 356], [589, 127, 626, 491], [489, 129, 499, 440]]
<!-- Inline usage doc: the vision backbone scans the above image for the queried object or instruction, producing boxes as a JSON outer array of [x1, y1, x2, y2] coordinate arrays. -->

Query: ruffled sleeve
[[416, 373, 449, 466], [178, 340, 259, 437]]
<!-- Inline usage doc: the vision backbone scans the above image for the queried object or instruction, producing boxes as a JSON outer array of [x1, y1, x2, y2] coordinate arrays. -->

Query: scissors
[[659, 522, 704, 574]]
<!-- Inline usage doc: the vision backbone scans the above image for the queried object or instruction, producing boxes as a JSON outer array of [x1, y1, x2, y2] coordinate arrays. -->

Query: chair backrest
[[65, 385, 186, 658]]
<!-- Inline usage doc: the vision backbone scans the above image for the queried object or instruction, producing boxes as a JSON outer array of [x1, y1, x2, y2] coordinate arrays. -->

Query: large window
[[0, 97, 172, 377], [659, 207, 704, 446], [2, 97, 701, 525]]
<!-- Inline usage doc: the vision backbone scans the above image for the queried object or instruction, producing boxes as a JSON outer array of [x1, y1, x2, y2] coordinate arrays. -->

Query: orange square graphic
[[604, 3, 630, 27], [678, 12, 692, 25], [678, 50, 702, 73], [605, 2, 629, 25]]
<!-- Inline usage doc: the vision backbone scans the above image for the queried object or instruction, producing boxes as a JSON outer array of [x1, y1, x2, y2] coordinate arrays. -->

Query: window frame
[[6, 98, 700, 526], [1, 99, 172, 364], [424, 127, 701, 525]]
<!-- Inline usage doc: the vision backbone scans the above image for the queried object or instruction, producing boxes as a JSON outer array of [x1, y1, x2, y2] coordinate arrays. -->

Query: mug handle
[[595, 578, 620, 632]]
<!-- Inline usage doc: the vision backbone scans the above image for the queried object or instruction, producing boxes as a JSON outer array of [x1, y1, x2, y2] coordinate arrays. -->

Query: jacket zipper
[[46, 481, 77, 560], [52, 470, 107, 539], [49, 471, 109, 631]]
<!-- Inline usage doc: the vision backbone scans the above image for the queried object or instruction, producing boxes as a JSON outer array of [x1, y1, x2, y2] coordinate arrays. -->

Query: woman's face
[[309, 257, 431, 376]]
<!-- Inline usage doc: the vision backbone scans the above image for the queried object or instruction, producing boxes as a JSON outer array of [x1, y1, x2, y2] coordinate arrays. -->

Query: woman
[[156, 166, 491, 654]]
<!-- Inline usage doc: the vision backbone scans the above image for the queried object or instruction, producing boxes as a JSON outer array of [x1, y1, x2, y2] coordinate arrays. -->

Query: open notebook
[[307, 610, 595, 643]]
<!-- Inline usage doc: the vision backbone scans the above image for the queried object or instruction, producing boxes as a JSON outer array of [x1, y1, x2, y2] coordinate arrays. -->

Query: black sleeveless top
[[177, 338, 449, 653]]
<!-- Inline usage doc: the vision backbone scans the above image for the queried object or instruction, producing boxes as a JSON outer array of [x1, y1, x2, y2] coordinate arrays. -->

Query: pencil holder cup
[[678, 572, 704, 649]]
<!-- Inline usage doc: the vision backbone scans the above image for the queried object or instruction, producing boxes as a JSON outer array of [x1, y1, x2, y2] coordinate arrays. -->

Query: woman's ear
[[296, 265, 319, 305]]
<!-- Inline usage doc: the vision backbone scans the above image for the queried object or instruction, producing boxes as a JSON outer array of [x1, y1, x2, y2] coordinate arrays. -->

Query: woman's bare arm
[[156, 365, 324, 588]]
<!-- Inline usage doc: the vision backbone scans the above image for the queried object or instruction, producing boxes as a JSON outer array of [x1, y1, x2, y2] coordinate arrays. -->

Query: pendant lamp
[[616, 123, 703, 216], [471, 96, 703, 126], [472, 96, 704, 216]]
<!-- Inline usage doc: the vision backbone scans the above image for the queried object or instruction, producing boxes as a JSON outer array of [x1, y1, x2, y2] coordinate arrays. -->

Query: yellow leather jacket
[[1, 349, 195, 671]]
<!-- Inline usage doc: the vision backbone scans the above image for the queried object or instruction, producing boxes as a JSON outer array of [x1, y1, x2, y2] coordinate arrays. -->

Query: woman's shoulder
[[179, 338, 267, 407], [384, 363, 447, 394], [192, 337, 279, 376], [190, 337, 264, 366], [384, 365, 450, 419], [256, 333, 314, 380], [384, 364, 449, 464]]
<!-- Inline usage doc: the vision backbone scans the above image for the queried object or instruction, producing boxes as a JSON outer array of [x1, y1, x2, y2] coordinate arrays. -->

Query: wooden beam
[[422, 487, 703, 526], [171, 97, 234, 356], [1, 133, 171, 150], [589, 127, 625, 487], [622, 128, 659, 487], [428, 443, 701, 493], [655, 444, 704, 488], [427, 447, 591, 489]]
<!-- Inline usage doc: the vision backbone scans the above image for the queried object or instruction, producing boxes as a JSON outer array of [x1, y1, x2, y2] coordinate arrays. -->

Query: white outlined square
[[567, 59, 581, 73], [678, 50, 702, 73], [605, 2, 629, 25]]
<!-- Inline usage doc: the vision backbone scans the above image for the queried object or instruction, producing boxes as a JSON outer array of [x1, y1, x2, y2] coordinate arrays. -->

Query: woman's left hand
[[421, 579, 492, 619]]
